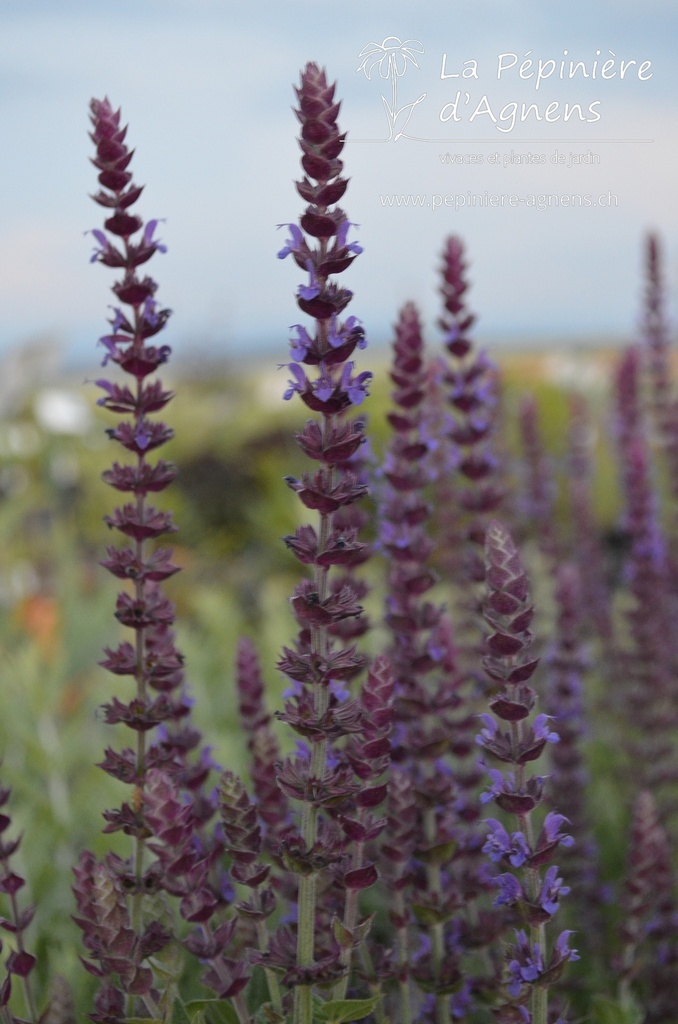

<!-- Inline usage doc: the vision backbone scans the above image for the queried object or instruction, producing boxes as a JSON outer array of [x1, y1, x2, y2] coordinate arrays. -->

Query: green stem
[[254, 909, 283, 1012], [332, 837, 365, 1000], [529, 927, 548, 1024], [293, 243, 342, 1023], [233, 990, 253, 1024], [397, 922, 412, 1024], [1, 875, 38, 1023], [359, 945, 386, 1024], [131, 368, 148, 938], [510, 680, 547, 1024]]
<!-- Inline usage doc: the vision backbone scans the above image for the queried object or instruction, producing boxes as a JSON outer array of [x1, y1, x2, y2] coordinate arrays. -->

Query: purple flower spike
[[479, 521, 577, 1015], [276, 62, 373, 1015], [81, 97, 224, 1018]]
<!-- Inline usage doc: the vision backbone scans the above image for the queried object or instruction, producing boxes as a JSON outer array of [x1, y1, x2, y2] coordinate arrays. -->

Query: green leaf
[[314, 995, 381, 1022], [254, 1003, 288, 1024], [332, 915, 354, 950], [416, 839, 456, 865], [246, 964, 272, 1013], [171, 999, 193, 1024], [410, 902, 450, 926], [149, 939, 186, 982], [184, 999, 241, 1024], [590, 995, 644, 1024]]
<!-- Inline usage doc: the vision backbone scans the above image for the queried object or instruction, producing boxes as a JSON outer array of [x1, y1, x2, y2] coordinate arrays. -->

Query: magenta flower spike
[[275, 63, 379, 1023], [78, 98, 225, 1018], [617, 791, 673, 1007], [378, 302, 496, 1020], [438, 236, 504, 591], [478, 521, 578, 1022], [517, 395, 559, 564], [544, 563, 602, 963], [565, 394, 613, 653], [613, 348, 677, 810], [641, 234, 671, 430]]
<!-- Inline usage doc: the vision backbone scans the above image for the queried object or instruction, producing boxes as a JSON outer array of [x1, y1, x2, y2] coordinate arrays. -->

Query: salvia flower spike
[[81, 97, 220, 1017], [478, 520, 578, 1023], [438, 236, 504, 594], [277, 63, 375, 1024]]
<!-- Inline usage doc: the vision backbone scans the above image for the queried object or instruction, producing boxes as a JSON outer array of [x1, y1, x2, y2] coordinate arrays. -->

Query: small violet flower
[[494, 872, 524, 908], [289, 324, 312, 361], [532, 713, 560, 745], [483, 818, 530, 867], [539, 865, 570, 915], [541, 811, 575, 850], [335, 218, 363, 254], [277, 223, 304, 260], [297, 260, 320, 300], [506, 930, 544, 997]]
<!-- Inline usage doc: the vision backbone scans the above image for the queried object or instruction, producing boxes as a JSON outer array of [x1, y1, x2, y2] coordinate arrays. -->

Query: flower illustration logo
[[357, 37, 426, 141]]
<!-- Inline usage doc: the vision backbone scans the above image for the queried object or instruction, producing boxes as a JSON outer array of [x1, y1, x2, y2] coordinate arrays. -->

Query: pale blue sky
[[1, 0, 676, 366]]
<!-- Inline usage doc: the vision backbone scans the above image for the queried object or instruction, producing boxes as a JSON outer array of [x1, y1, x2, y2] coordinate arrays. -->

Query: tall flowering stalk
[[380, 301, 451, 1021], [517, 395, 559, 565], [378, 302, 493, 1022], [637, 233, 678, 589], [438, 238, 504, 576], [543, 564, 601, 970], [641, 234, 671, 432], [236, 637, 292, 851], [613, 348, 677, 812], [565, 394, 613, 655], [77, 98, 221, 1019], [477, 520, 578, 1023], [380, 302, 440, 754], [275, 63, 376, 1024], [617, 791, 674, 1012]]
